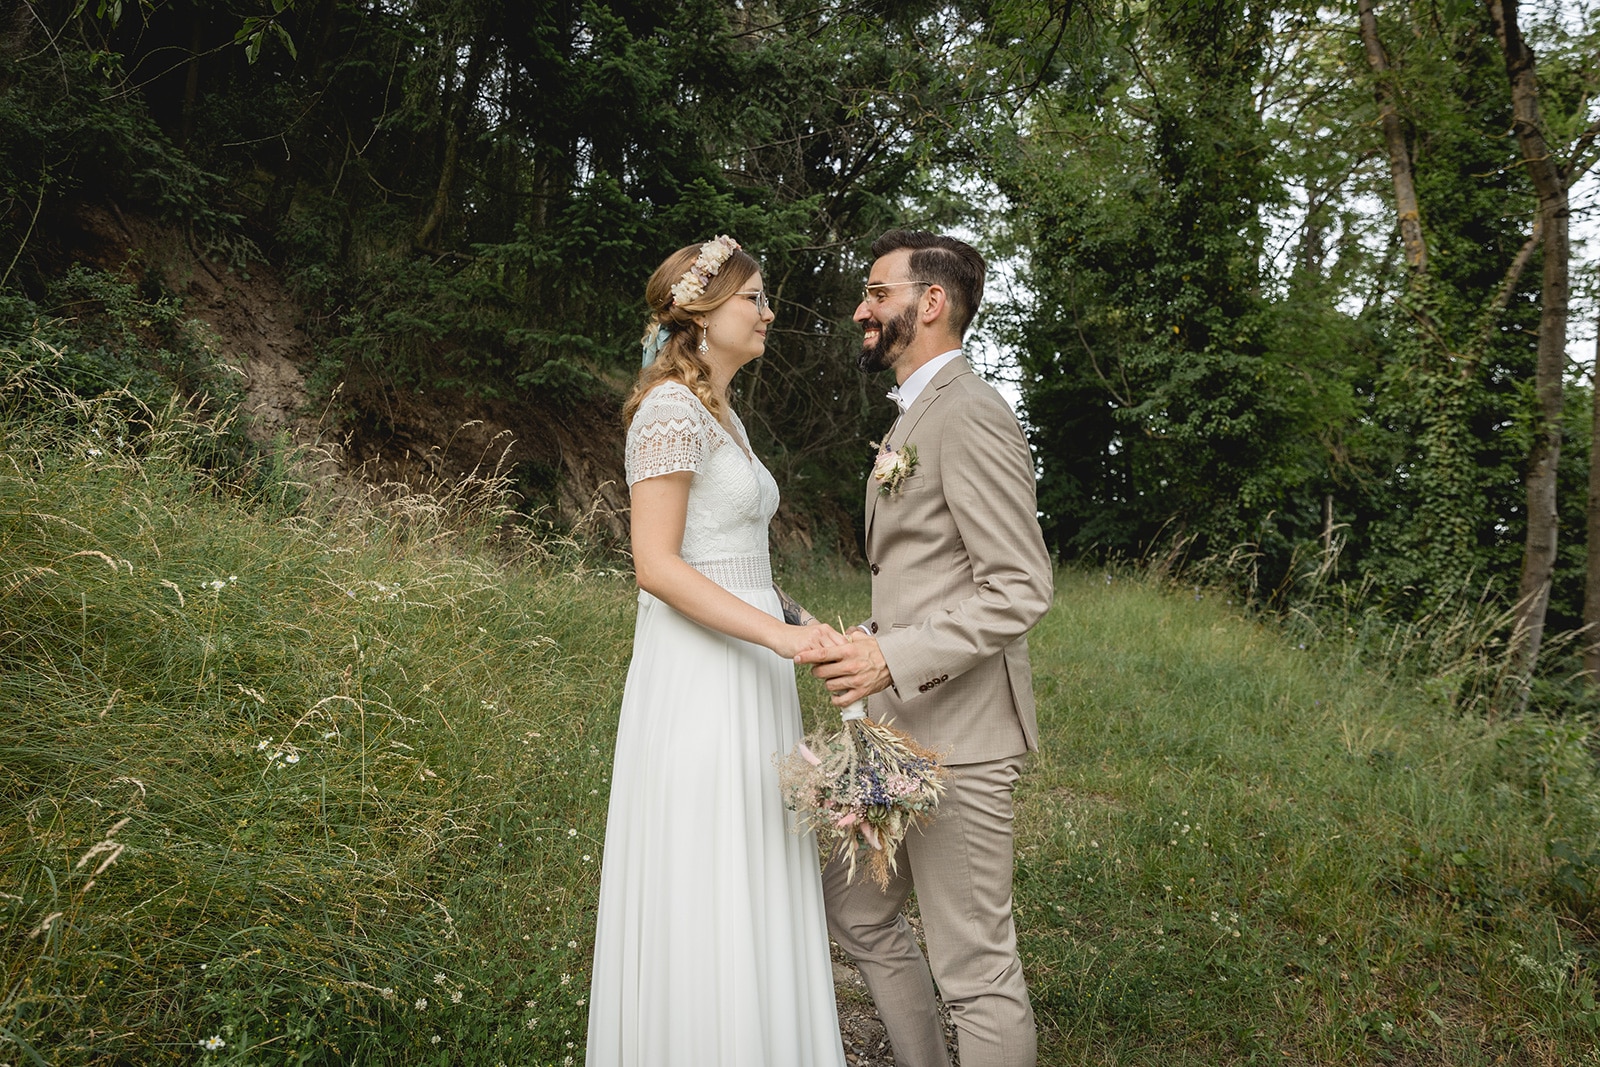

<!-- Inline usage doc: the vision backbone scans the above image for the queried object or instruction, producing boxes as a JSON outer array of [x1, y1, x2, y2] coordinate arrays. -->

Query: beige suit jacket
[[864, 357, 1054, 765]]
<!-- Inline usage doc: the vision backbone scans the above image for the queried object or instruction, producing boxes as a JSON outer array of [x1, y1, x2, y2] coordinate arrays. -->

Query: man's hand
[[794, 630, 893, 706], [771, 621, 847, 661]]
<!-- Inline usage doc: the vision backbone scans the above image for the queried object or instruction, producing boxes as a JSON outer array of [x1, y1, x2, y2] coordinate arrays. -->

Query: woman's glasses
[[735, 289, 772, 312]]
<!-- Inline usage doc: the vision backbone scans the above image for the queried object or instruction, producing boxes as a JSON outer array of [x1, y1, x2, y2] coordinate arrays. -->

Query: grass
[[1, 336, 638, 1065], [999, 572, 1600, 1064], [2, 331, 1599, 1065]]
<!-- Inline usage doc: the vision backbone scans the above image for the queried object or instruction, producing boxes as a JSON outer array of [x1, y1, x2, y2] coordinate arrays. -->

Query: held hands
[[771, 620, 847, 661], [793, 630, 893, 707]]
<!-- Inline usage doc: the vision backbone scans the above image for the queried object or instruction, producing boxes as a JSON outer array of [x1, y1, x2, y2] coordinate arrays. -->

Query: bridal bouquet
[[777, 702, 948, 889]]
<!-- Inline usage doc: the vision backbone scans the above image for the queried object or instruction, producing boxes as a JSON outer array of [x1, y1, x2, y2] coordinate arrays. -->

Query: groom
[[797, 230, 1053, 1067]]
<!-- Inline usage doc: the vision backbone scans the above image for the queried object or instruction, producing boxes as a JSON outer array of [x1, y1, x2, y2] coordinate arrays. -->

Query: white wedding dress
[[585, 382, 845, 1067]]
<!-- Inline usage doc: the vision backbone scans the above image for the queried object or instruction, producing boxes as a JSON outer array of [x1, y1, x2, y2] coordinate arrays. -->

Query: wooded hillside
[[2, 0, 1597, 699]]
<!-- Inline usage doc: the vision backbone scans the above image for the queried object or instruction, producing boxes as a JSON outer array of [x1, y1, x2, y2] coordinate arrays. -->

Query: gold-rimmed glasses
[[861, 280, 931, 305]]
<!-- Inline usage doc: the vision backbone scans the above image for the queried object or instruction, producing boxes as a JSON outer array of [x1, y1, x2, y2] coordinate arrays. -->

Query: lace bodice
[[625, 382, 779, 586]]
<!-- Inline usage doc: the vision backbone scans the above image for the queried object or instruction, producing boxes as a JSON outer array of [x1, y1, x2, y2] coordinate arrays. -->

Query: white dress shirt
[[885, 349, 964, 414]]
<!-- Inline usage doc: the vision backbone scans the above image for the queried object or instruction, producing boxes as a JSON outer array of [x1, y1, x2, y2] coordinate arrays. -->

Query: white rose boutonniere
[[871, 441, 918, 496]]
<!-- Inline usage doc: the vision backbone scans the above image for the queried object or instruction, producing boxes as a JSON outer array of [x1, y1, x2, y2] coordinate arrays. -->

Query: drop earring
[[699, 327, 709, 356]]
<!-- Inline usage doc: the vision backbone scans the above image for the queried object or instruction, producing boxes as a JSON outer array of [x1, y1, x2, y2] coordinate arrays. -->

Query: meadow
[[3, 334, 1599, 1065]]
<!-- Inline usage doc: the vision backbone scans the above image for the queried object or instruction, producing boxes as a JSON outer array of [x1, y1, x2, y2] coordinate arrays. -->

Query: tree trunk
[[1357, 0, 1426, 271], [1584, 329, 1600, 686], [1487, 0, 1571, 682], [416, 19, 489, 251], [179, 13, 205, 148]]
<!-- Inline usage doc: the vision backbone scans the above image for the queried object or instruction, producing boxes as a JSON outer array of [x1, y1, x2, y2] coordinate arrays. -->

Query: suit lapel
[[892, 356, 970, 449], [865, 357, 973, 546], [866, 449, 882, 542]]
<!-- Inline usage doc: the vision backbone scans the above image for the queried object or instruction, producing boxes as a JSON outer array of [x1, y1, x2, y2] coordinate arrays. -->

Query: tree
[[1000, 1, 1375, 583]]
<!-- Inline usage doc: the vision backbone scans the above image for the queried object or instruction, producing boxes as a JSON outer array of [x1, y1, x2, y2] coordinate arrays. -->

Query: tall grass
[[1001, 568, 1600, 1064], [4, 327, 1600, 1065], [1, 335, 636, 1064], [1167, 533, 1596, 718]]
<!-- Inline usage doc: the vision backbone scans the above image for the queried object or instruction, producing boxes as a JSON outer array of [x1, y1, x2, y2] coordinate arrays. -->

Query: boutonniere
[[871, 440, 918, 496]]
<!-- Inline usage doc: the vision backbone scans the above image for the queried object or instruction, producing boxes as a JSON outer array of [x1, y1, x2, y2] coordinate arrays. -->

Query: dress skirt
[[585, 588, 845, 1067]]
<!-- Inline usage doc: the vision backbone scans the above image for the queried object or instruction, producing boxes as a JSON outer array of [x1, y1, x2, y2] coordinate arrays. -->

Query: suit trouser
[[823, 754, 1035, 1067]]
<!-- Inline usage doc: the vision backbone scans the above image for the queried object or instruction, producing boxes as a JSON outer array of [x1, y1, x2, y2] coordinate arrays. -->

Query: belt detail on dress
[[688, 555, 772, 591]]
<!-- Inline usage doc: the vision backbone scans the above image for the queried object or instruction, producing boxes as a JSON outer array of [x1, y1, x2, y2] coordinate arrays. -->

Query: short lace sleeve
[[626, 383, 717, 485]]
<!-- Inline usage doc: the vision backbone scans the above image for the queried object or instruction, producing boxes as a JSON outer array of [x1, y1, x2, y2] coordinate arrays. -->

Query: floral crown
[[669, 235, 741, 307]]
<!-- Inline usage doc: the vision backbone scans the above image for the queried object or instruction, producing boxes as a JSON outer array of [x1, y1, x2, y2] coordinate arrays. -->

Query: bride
[[585, 237, 848, 1067]]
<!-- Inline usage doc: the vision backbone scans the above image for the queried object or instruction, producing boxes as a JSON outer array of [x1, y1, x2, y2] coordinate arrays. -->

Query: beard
[[857, 303, 918, 374]]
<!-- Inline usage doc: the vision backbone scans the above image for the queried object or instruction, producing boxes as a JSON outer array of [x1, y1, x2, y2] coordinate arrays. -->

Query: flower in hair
[[669, 235, 741, 307]]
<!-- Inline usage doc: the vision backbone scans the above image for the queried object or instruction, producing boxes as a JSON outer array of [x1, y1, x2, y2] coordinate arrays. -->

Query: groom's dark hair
[[870, 230, 986, 337]]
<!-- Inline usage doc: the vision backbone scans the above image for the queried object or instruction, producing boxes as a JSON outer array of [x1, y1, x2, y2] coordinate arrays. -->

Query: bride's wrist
[[767, 619, 798, 655]]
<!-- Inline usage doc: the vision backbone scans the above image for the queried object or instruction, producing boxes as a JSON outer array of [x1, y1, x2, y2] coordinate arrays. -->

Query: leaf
[[0, 1023, 50, 1067], [272, 22, 298, 62]]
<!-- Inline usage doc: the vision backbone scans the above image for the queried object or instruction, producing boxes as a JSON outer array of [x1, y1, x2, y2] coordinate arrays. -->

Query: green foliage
[[1000, 3, 1357, 573], [0, 44, 236, 288], [993, 0, 1600, 678], [1352, 5, 1546, 612], [5, 0, 1600, 692], [2, 1, 1009, 534], [0, 267, 224, 398]]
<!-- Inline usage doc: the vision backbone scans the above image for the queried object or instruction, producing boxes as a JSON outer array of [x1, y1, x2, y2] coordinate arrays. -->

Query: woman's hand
[[769, 620, 847, 660]]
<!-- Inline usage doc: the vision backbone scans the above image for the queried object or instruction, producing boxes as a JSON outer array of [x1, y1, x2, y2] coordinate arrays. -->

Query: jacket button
[[869, 622, 879, 634], [870, 563, 880, 575]]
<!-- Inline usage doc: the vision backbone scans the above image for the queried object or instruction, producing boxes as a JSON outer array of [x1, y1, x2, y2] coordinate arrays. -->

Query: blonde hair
[[622, 242, 759, 427]]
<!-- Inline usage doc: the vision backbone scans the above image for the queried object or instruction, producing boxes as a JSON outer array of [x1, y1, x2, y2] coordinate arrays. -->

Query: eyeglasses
[[861, 280, 931, 305], [735, 289, 772, 312]]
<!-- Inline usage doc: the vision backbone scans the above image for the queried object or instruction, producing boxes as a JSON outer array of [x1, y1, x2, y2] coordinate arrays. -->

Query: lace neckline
[[718, 412, 754, 463], [654, 381, 753, 464]]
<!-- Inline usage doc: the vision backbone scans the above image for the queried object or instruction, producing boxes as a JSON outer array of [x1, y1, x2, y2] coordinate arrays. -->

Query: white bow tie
[[886, 387, 910, 414]]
